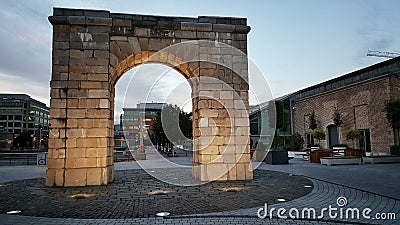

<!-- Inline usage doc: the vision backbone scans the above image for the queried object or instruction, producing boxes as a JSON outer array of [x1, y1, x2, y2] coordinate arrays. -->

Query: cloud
[[0, 1, 53, 89]]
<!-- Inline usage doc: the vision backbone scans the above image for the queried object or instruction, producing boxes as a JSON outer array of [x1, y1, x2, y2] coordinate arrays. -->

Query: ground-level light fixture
[[69, 193, 96, 199], [6, 210, 21, 215], [156, 212, 170, 217], [148, 190, 171, 195]]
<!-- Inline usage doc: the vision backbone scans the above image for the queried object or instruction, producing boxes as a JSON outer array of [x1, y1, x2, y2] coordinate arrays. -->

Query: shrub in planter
[[345, 129, 362, 149], [312, 129, 326, 146], [289, 133, 304, 151], [390, 145, 400, 156], [265, 150, 288, 165]]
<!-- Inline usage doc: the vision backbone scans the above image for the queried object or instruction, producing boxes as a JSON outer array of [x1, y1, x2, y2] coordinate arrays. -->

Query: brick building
[[291, 57, 400, 155]]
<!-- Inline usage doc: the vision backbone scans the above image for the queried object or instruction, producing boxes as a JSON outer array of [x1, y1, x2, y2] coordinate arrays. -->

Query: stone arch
[[46, 7, 252, 187]]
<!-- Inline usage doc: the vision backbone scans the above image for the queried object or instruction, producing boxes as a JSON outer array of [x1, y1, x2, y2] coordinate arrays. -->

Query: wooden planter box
[[309, 150, 333, 163], [265, 151, 288, 165], [344, 149, 365, 158]]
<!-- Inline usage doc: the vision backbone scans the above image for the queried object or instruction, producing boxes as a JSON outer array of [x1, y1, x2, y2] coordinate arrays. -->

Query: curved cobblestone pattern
[[189, 178, 399, 225], [0, 169, 312, 219]]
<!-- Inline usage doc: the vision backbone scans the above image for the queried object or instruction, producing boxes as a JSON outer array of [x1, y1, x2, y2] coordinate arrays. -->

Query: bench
[[320, 156, 362, 166], [363, 156, 400, 164], [294, 151, 309, 160], [288, 151, 309, 160]]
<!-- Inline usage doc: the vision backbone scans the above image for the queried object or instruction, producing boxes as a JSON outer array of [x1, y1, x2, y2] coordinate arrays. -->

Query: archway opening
[[113, 63, 193, 167]]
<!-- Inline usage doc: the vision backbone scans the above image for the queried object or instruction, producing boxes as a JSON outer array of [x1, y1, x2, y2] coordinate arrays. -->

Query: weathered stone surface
[[47, 8, 252, 187]]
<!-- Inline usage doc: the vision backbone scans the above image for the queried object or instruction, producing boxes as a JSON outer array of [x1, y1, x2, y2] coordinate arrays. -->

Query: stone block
[[181, 22, 212, 32], [97, 157, 108, 167], [199, 109, 219, 118], [236, 163, 246, 180], [48, 158, 65, 169], [66, 128, 87, 138], [50, 108, 66, 118], [223, 154, 236, 163], [86, 148, 107, 158], [236, 153, 250, 163], [45, 168, 64, 187], [46, 169, 56, 186], [199, 145, 219, 155], [209, 154, 222, 163], [235, 118, 249, 127], [66, 148, 85, 159], [87, 109, 110, 119], [48, 138, 64, 149], [219, 145, 235, 155], [212, 136, 224, 146], [87, 168, 103, 186], [199, 68, 214, 77], [67, 89, 89, 98], [68, 109, 86, 118], [88, 89, 109, 98], [199, 154, 211, 163], [206, 163, 228, 180], [77, 138, 108, 148], [245, 163, 253, 180], [87, 128, 108, 137], [65, 168, 87, 187], [234, 135, 250, 145], [66, 157, 97, 169]]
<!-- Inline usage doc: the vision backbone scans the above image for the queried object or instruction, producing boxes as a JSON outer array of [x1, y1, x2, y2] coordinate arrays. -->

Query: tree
[[345, 129, 362, 149], [13, 130, 33, 148], [149, 104, 192, 152], [384, 100, 400, 145], [332, 108, 343, 144], [332, 108, 343, 127], [312, 129, 326, 146], [276, 100, 291, 134], [308, 111, 318, 130]]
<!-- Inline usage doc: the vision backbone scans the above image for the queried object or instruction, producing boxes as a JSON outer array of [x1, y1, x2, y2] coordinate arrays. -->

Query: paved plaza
[[0, 149, 399, 224]]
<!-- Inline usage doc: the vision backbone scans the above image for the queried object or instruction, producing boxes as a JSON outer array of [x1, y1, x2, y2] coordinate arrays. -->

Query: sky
[[0, 0, 399, 122]]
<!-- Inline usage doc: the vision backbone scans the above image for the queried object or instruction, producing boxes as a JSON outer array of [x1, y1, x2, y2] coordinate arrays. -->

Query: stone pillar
[[46, 8, 114, 186], [192, 64, 252, 181]]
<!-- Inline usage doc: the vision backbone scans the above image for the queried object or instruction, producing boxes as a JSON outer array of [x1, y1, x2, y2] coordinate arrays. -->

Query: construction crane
[[367, 50, 400, 59]]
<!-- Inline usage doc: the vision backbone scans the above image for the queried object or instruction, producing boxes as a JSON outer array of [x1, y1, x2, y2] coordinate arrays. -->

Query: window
[[14, 122, 21, 127], [0, 115, 6, 120], [15, 115, 22, 121], [8, 115, 13, 120], [8, 122, 13, 127]]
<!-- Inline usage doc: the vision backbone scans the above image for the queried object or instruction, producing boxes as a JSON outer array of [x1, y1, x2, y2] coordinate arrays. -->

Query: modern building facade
[[120, 103, 165, 145], [0, 94, 50, 146], [291, 57, 400, 155]]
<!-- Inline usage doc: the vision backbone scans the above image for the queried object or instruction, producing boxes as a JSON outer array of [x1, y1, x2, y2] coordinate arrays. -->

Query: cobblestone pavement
[[258, 158, 400, 200], [1, 155, 399, 224], [0, 214, 350, 225], [0, 169, 312, 219]]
